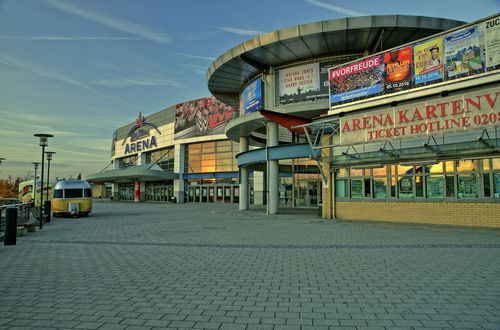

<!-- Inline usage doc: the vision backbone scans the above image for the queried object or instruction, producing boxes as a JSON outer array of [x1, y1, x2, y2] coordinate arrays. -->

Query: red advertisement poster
[[384, 46, 412, 93]]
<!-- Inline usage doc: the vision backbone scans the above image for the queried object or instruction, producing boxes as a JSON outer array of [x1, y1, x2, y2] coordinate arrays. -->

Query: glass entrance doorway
[[145, 181, 173, 202], [187, 184, 238, 203]]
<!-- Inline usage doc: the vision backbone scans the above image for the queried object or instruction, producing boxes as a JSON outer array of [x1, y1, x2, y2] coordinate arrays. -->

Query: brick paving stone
[[0, 201, 498, 330]]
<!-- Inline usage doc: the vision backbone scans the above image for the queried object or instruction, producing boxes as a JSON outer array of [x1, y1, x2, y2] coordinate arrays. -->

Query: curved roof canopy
[[86, 164, 178, 183], [206, 15, 465, 108]]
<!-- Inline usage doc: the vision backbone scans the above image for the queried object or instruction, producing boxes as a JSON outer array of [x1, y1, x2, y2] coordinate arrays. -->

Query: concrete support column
[[174, 144, 185, 203], [321, 135, 333, 219], [267, 121, 279, 215], [239, 136, 249, 211]]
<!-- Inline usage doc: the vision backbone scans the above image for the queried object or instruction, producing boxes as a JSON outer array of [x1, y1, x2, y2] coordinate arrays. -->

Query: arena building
[[88, 14, 499, 227]]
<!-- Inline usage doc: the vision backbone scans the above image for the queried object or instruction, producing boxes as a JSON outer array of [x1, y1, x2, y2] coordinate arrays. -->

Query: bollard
[[44, 200, 51, 223], [4, 207, 18, 245]]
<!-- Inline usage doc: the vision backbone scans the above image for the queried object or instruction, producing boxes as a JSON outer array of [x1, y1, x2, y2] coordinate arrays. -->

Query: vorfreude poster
[[174, 96, 238, 140], [483, 16, 500, 71], [414, 38, 444, 86], [279, 63, 320, 104], [329, 55, 384, 107], [444, 26, 484, 80], [384, 47, 412, 93]]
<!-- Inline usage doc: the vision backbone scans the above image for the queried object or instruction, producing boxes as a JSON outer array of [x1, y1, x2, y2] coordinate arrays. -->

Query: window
[[84, 189, 92, 198], [53, 189, 63, 198], [65, 189, 83, 198], [186, 140, 239, 173]]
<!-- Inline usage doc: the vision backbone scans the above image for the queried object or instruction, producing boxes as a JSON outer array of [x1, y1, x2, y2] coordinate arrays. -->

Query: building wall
[[336, 201, 500, 228]]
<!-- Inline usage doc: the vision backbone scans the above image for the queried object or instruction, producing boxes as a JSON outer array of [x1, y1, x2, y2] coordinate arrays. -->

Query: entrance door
[[195, 186, 201, 202], [208, 186, 215, 202], [216, 186, 223, 202], [232, 186, 239, 203], [223, 186, 231, 203], [188, 186, 195, 202], [201, 186, 208, 202]]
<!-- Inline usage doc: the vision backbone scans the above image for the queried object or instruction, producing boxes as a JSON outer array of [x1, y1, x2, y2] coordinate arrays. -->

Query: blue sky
[[0, 0, 498, 180]]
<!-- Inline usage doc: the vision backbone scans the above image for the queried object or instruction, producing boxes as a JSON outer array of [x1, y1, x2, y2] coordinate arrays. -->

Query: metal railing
[[0, 200, 33, 233]]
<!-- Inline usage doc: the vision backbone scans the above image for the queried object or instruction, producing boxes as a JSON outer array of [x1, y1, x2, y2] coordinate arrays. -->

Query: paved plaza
[[0, 200, 499, 330]]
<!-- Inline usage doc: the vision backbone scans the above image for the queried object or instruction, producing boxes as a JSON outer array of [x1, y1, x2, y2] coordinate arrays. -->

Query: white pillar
[[174, 144, 185, 203], [267, 122, 279, 215], [239, 136, 249, 210]]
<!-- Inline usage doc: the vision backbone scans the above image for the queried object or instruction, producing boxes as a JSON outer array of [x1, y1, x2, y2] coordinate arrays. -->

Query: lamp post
[[32, 162, 40, 207], [34, 134, 53, 229], [45, 152, 56, 200]]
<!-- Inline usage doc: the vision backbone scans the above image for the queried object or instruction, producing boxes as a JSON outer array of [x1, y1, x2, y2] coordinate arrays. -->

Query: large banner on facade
[[444, 26, 484, 80], [384, 47, 412, 93], [414, 38, 444, 86], [174, 96, 238, 140], [239, 77, 263, 116], [329, 55, 384, 106], [484, 17, 500, 71], [279, 63, 320, 104], [339, 87, 500, 145]]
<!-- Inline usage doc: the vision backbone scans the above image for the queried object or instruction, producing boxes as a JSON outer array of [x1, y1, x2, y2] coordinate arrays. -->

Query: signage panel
[[329, 56, 384, 106], [240, 77, 263, 115], [444, 26, 484, 80], [174, 96, 238, 140], [279, 63, 321, 104], [484, 17, 500, 71], [339, 87, 500, 145]]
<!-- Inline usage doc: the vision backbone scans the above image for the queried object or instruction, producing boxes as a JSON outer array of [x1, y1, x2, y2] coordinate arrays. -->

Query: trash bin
[[318, 203, 322, 217]]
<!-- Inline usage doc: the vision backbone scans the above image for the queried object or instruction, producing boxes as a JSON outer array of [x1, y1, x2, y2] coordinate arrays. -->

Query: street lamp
[[34, 133, 53, 229], [45, 152, 56, 200], [0, 157, 5, 165], [32, 162, 40, 207]]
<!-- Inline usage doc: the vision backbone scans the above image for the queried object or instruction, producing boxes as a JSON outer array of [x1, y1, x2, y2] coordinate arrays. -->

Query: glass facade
[[186, 140, 239, 173], [334, 158, 500, 201], [146, 147, 174, 171]]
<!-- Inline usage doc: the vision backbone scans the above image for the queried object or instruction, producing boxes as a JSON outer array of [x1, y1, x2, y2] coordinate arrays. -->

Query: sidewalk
[[1, 200, 499, 329]]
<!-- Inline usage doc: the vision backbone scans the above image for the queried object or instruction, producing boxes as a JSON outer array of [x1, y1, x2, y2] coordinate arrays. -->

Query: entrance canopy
[[86, 164, 178, 183]]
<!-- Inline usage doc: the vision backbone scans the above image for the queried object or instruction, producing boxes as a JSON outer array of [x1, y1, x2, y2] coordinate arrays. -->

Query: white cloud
[[43, 0, 171, 44], [304, 0, 366, 16], [176, 53, 216, 61], [219, 27, 265, 36]]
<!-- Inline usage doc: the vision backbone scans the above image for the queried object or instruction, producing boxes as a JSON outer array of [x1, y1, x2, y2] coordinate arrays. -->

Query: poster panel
[[427, 176, 444, 198], [239, 77, 263, 116], [384, 47, 412, 93], [329, 55, 384, 106], [414, 38, 444, 86], [279, 63, 320, 104], [483, 16, 500, 71], [444, 26, 484, 80], [174, 96, 238, 140]]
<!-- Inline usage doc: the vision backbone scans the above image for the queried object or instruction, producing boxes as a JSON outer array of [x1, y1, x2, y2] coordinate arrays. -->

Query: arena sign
[[339, 87, 500, 145], [123, 113, 161, 154]]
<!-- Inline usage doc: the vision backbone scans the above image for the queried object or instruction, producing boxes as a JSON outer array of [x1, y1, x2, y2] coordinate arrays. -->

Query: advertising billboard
[[329, 55, 384, 106], [279, 63, 321, 104], [239, 77, 263, 116], [414, 38, 444, 86], [384, 47, 412, 93], [174, 96, 238, 140], [444, 26, 484, 80], [484, 17, 500, 71]]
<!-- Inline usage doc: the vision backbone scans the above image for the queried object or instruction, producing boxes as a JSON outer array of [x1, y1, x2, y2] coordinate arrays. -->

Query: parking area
[[0, 200, 499, 329]]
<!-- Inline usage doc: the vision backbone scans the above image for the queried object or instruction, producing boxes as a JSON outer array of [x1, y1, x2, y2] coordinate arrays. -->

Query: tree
[[77, 173, 82, 180], [0, 180, 17, 198]]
